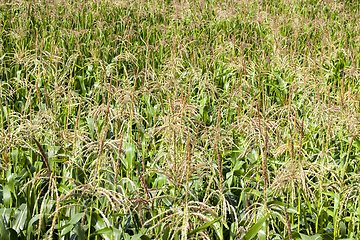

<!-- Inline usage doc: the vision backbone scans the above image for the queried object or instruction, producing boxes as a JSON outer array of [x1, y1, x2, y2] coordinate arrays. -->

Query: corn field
[[1, 0, 360, 239]]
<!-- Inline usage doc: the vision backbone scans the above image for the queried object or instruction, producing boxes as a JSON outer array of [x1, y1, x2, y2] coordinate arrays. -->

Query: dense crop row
[[1, 0, 360, 239]]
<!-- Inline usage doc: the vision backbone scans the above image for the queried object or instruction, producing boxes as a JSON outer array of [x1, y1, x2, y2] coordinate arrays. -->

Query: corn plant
[[1, 0, 360, 239]]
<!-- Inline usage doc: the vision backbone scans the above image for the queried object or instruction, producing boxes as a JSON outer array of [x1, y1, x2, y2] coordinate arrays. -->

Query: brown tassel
[[31, 137, 51, 174]]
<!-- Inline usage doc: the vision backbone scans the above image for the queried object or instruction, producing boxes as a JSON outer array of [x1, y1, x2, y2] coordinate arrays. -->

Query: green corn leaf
[[86, 117, 95, 137], [0, 209, 13, 225], [3, 185, 11, 208], [243, 214, 270, 240], [299, 233, 322, 240], [124, 141, 135, 170], [91, 227, 112, 236], [61, 224, 73, 236], [139, 235, 152, 240], [187, 215, 223, 236], [69, 213, 85, 225], [12, 204, 27, 233], [129, 233, 147, 240], [0, 216, 9, 240], [91, 212, 111, 240], [73, 222, 86, 240], [27, 214, 41, 240]]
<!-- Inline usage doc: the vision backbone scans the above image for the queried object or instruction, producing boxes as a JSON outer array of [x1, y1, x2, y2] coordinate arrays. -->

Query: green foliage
[[1, 0, 360, 239]]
